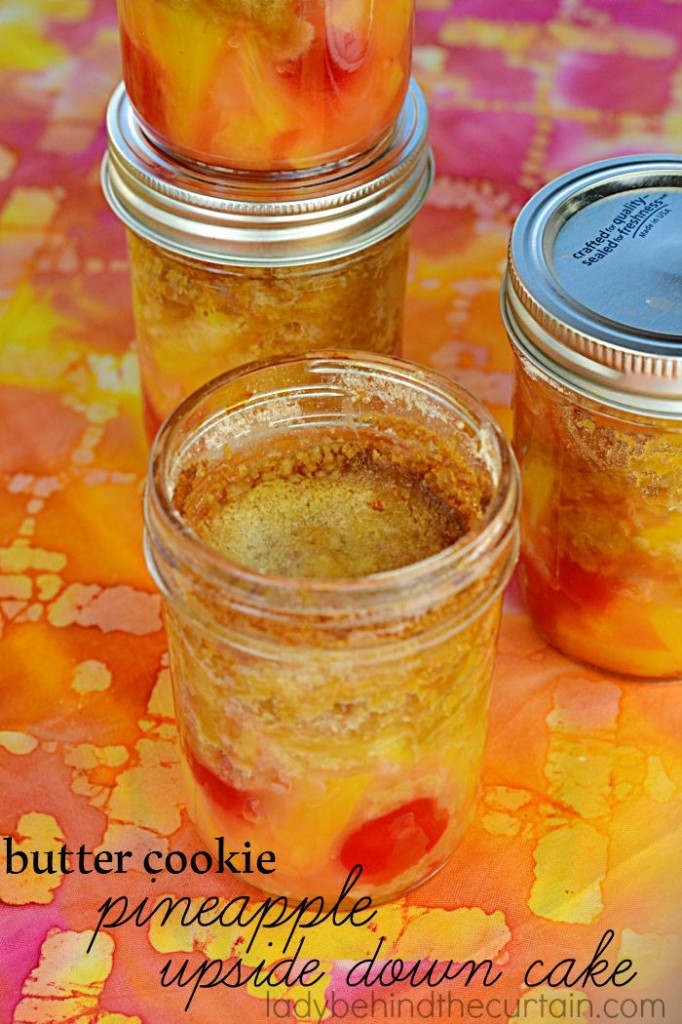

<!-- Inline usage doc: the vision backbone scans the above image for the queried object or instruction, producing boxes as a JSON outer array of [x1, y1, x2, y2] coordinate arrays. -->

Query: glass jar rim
[[145, 351, 519, 615]]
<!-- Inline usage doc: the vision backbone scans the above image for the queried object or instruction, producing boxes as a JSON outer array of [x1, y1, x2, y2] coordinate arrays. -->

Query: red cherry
[[557, 557, 616, 610], [340, 798, 448, 881], [186, 747, 259, 821]]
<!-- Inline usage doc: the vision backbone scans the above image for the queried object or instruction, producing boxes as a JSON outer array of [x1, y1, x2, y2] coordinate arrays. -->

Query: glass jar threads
[[117, 0, 414, 171], [102, 82, 432, 437], [503, 154, 682, 679], [144, 352, 519, 902]]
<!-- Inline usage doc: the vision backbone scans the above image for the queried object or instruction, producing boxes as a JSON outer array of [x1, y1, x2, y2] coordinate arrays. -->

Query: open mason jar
[[503, 154, 682, 680], [102, 82, 432, 439], [117, 0, 414, 171], [144, 352, 519, 902]]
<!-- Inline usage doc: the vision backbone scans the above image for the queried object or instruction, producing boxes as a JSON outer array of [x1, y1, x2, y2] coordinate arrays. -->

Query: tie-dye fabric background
[[1, 1, 681, 1021]]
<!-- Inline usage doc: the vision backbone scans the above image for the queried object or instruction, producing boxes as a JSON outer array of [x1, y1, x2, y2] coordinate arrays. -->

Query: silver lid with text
[[502, 154, 682, 415]]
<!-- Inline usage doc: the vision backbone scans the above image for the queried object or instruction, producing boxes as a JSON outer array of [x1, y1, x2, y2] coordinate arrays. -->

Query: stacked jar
[[103, 0, 432, 436], [502, 154, 682, 681], [102, 2, 521, 904]]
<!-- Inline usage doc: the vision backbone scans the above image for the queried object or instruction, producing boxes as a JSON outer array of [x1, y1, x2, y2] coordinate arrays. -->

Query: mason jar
[[102, 81, 431, 438], [144, 352, 519, 902], [116, 0, 414, 171], [502, 154, 682, 680]]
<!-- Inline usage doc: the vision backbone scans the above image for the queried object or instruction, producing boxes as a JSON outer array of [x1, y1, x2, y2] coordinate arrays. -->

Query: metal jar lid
[[102, 80, 433, 269], [502, 154, 682, 416]]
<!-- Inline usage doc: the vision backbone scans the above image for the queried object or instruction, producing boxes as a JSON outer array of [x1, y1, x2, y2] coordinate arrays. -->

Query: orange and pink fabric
[[1, 2, 680, 1022]]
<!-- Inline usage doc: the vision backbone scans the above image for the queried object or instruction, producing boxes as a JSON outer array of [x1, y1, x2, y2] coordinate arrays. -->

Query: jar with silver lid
[[102, 80, 432, 437], [502, 154, 682, 680]]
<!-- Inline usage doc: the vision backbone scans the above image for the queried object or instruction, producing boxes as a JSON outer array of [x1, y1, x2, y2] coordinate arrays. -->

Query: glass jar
[[102, 82, 431, 438], [503, 154, 682, 680], [144, 352, 519, 902], [116, 0, 413, 171]]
